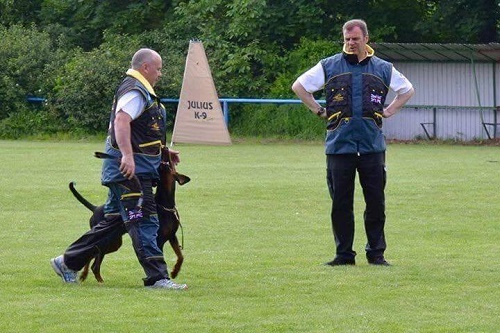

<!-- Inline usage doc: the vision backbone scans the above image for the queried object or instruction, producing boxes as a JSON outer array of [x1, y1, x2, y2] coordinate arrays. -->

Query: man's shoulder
[[320, 53, 344, 67], [119, 76, 148, 96], [322, 53, 343, 62], [371, 55, 392, 66]]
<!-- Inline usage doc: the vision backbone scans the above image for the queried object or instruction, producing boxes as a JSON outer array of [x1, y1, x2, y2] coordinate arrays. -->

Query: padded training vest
[[102, 75, 167, 183], [109, 76, 166, 155], [321, 53, 392, 154]]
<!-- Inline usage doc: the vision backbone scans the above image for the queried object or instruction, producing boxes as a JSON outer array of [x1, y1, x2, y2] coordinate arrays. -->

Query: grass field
[[1, 139, 499, 332]]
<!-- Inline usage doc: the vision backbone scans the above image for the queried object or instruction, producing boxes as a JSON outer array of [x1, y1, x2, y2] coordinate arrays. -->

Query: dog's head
[[159, 147, 191, 188]]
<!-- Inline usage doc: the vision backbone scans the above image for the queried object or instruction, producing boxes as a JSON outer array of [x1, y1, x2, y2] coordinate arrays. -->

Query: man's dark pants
[[326, 152, 387, 261]]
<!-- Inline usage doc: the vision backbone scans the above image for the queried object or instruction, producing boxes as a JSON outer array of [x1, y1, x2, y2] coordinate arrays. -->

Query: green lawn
[[0, 140, 498, 332]]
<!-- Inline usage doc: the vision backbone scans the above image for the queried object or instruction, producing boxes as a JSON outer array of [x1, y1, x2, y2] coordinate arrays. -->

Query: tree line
[[0, 0, 498, 138]]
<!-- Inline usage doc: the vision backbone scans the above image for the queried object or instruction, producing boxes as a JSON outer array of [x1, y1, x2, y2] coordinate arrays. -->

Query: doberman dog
[[69, 147, 190, 282]]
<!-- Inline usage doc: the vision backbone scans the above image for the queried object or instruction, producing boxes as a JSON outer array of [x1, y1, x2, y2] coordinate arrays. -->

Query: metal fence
[[162, 98, 499, 141], [383, 106, 499, 140], [27, 96, 499, 140]]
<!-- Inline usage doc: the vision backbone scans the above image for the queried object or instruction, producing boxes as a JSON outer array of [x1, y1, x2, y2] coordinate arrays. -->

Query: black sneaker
[[367, 256, 391, 266], [325, 257, 356, 266]]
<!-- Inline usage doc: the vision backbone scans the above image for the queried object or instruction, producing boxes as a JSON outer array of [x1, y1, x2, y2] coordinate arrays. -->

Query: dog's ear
[[174, 173, 191, 186]]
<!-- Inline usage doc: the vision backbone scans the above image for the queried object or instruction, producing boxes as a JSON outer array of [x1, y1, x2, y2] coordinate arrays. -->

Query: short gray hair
[[343, 19, 369, 37], [131, 48, 159, 69]]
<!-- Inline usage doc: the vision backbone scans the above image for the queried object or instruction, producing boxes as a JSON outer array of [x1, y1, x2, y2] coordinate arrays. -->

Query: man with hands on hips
[[292, 19, 414, 266]]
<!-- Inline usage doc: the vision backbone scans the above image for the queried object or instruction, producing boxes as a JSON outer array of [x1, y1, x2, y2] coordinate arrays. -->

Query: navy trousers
[[326, 152, 387, 260]]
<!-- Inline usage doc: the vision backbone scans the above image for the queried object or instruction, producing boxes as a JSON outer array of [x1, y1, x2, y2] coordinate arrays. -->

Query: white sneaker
[[148, 279, 188, 290], [50, 255, 78, 283]]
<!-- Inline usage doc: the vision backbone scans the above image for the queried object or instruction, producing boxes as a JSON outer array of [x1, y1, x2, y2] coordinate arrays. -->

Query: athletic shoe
[[50, 255, 78, 283], [148, 279, 188, 290]]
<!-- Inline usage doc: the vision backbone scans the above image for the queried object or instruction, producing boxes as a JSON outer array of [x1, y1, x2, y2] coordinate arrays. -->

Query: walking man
[[51, 48, 187, 289]]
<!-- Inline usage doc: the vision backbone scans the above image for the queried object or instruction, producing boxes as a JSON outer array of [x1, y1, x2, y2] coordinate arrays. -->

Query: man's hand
[[383, 87, 415, 118], [169, 149, 180, 166], [119, 153, 135, 179], [292, 81, 326, 119]]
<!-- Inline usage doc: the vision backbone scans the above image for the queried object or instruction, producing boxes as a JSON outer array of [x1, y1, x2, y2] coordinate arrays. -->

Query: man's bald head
[[131, 48, 161, 70], [130, 48, 163, 87]]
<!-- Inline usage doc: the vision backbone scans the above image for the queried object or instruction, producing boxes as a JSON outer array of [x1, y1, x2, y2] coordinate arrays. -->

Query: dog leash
[[94, 151, 115, 159]]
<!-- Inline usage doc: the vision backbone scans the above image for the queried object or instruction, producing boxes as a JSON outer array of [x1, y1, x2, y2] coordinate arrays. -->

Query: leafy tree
[[415, 0, 500, 43], [170, 0, 325, 97], [0, 0, 43, 26], [47, 30, 188, 133], [1, 0, 500, 138], [48, 33, 143, 133], [39, 0, 176, 50], [271, 37, 341, 98], [317, 0, 428, 42], [0, 24, 55, 120]]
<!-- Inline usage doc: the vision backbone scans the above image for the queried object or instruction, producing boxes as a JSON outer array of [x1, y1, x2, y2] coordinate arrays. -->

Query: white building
[[372, 43, 500, 140]]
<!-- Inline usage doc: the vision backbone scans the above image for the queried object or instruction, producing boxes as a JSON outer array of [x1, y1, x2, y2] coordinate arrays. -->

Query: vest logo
[[333, 93, 344, 102], [151, 122, 160, 131], [370, 93, 382, 104], [187, 100, 213, 110]]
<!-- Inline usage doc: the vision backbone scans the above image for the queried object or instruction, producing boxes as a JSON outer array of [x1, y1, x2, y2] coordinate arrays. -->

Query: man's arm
[[291, 80, 327, 119], [114, 110, 135, 179], [383, 87, 415, 118]]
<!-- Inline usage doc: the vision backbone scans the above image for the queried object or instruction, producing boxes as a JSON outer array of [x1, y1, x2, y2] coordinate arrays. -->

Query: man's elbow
[[406, 87, 415, 99], [399, 87, 415, 103], [291, 80, 302, 95]]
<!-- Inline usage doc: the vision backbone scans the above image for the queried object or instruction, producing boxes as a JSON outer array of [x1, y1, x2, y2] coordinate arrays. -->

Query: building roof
[[370, 42, 500, 63]]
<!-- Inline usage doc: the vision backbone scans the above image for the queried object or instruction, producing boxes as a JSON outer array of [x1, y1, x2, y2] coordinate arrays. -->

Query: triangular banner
[[171, 40, 231, 145]]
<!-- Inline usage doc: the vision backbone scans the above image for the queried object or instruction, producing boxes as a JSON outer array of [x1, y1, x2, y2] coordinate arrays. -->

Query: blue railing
[[27, 96, 324, 125], [161, 98, 326, 124], [26, 96, 47, 103]]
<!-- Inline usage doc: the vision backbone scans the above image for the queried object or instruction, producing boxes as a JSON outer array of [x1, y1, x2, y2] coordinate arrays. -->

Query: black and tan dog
[[69, 148, 190, 282]]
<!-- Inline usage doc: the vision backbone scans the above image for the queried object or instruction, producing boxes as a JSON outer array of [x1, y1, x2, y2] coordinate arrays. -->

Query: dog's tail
[[69, 181, 97, 212]]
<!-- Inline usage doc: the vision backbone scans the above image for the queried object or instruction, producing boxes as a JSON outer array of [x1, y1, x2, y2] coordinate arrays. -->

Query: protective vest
[[101, 71, 167, 183], [321, 48, 392, 154]]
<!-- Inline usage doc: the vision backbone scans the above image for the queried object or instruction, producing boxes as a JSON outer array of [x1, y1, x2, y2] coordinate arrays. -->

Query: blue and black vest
[[101, 74, 167, 183], [321, 51, 392, 154]]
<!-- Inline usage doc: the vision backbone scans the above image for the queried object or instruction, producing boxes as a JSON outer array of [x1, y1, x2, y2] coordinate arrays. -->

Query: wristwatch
[[316, 106, 326, 116]]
